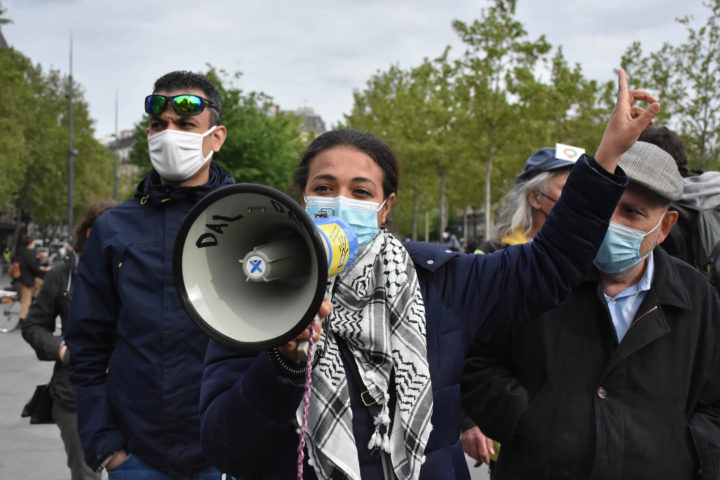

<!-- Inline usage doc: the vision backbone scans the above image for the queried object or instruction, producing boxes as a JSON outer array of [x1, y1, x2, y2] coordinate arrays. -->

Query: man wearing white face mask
[[66, 71, 234, 479], [462, 141, 720, 479]]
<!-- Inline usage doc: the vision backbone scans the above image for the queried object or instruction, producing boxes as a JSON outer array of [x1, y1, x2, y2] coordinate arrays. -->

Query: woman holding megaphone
[[200, 70, 658, 480]]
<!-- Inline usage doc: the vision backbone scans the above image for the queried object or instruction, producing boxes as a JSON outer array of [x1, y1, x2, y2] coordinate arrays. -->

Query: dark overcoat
[[462, 248, 720, 480]]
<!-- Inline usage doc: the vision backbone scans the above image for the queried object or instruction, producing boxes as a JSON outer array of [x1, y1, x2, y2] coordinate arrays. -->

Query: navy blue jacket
[[199, 156, 627, 479], [66, 163, 234, 475]]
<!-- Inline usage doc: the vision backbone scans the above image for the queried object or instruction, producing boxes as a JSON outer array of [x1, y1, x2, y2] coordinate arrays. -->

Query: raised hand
[[595, 68, 660, 172]]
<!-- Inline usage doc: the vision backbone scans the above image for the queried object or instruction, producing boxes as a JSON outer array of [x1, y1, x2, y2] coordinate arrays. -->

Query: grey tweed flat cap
[[618, 141, 684, 202]]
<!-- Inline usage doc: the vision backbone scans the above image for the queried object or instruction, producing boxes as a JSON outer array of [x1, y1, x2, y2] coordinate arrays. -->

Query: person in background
[[65, 71, 232, 479], [22, 200, 115, 480], [477, 145, 579, 255], [462, 145, 579, 466], [14, 235, 44, 324], [462, 141, 720, 479], [638, 125, 689, 177], [442, 227, 462, 251], [637, 125, 696, 266]]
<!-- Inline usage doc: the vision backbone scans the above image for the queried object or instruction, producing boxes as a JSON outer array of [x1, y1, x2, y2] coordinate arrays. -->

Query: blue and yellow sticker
[[314, 217, 358, 276]]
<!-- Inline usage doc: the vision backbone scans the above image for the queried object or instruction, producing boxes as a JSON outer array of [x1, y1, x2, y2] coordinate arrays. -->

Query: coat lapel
[[602, 249, 692, 374]]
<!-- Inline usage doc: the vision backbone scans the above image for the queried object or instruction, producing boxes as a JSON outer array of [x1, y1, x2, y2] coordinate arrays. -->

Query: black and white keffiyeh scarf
[[296, 230, 433, 480]]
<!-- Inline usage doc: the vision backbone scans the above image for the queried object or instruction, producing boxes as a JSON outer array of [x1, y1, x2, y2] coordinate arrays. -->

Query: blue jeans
[[107, 454, 222, 480]]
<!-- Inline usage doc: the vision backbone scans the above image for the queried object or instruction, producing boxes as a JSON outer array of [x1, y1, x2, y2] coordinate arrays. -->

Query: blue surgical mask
[[593, 215, 664, 273], [304, 195, 387, 247]]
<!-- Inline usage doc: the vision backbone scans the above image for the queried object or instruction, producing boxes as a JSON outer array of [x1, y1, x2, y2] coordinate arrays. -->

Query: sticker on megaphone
[[239, 216, 358, 283], [313, 216, 358, 277], [296, 216, 358, 362]]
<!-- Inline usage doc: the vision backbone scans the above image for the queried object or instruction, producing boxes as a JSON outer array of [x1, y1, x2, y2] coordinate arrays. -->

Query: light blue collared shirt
[[602, 251, 655, 343]]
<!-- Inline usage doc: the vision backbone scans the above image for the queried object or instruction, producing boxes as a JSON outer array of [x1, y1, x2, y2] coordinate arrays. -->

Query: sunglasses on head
[[144, 94, 217, 116]]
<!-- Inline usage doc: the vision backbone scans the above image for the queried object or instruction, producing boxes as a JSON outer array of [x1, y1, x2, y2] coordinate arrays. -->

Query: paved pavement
[[0, 325, 100, 479], [467, 458, 492, 480], [0, 271, 489, 479]]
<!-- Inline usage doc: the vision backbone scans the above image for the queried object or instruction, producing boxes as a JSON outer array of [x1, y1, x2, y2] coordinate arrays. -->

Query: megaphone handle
[[297, 332, 311, 362], [297, 278, 335, 363]]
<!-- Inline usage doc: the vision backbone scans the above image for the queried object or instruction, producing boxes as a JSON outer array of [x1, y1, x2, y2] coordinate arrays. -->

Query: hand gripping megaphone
[[173, 183, 358, 352]]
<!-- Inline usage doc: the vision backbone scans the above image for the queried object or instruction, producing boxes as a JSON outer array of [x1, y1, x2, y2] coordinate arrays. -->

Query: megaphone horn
[[173, 183, 357, 351]]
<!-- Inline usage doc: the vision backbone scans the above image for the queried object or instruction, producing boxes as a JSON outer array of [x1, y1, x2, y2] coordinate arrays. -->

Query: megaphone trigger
[[297, 277, 336, 363], [296, 315, 319, 364]]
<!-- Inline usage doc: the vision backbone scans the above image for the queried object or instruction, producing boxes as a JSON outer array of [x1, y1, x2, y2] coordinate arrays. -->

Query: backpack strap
[[703, 241, 720, 274], [64, 252, 78, 298]]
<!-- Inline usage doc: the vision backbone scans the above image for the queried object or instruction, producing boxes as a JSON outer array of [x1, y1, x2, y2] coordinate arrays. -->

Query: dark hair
[[293, 129, 399, 198], [638, 126, 689, 177], [22, 236, 34, 247], [153, 71, 222, 126], [73, 200, 117, 253]]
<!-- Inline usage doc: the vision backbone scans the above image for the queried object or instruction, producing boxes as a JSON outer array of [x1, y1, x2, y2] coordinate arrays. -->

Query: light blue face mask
[[593, 214, 664, 273], [304, 195, 387, 247]]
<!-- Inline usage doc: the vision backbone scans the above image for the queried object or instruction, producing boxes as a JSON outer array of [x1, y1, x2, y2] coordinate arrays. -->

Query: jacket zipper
[[629, 305, 658, 329]]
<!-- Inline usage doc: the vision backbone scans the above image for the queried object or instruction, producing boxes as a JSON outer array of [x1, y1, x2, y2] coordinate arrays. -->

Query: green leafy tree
[[128, 117, 150, 179], [0, 43, 113, 243], [0, 47, 32, 212], [344, 0, 608, 241], [512, 49, 607, 153], [345, 59, 462, 240], [0, 1, 11, 25], [619, 0, 720, 170], [451, 0, 552, 235], [21, 70, 114, 227], [345, 65, 422, 236]]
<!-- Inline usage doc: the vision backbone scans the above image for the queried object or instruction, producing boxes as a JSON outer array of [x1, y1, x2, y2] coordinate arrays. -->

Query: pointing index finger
[[617, 68, 629, 104]]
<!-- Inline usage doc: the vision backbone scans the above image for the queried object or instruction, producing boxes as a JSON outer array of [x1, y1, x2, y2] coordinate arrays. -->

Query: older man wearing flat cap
[[461, 141, 720, 480]]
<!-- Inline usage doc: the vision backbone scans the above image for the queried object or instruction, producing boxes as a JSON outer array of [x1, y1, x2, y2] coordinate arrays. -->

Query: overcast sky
[[1, 0, 710, 138]]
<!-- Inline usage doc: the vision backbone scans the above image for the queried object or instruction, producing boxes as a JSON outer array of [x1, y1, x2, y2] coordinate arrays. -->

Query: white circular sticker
[[244, 255, 266, 279]]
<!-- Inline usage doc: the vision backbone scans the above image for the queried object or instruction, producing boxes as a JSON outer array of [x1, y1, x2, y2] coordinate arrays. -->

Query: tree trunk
[[484, 145, 494, 238], [463, 205, 470, 251], [439, 165, 448, 234], [425, 211, 430, 242], [411, 185, 419, 241]]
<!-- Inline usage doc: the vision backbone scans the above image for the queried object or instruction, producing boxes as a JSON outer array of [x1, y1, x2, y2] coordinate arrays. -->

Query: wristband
[[268, 345, 323, 380]]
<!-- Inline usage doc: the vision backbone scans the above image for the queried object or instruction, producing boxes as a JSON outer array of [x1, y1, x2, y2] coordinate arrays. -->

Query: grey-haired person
[[463, 145, 579, 466]]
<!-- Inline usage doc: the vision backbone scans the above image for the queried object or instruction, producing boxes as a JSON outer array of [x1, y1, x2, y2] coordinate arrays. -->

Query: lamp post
[[113, 89, 119, 201], [67, 33, 76, 240]]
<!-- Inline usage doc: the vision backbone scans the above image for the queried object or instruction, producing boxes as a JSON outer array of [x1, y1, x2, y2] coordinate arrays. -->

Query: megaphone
[[173, 183, 358, 352]]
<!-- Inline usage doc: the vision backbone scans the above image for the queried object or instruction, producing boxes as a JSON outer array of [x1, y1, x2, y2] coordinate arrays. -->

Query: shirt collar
[[611, 251, 655, 300]]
